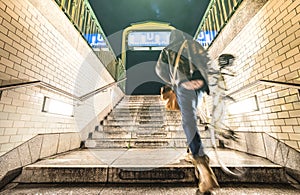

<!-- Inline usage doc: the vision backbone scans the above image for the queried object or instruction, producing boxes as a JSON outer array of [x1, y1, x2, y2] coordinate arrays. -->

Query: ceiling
[[88, 0, 210, 54]]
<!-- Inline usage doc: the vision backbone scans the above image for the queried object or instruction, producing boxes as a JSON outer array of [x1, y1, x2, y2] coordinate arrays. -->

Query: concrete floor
[[21, 148, 279, 168], [1, 148, 299, 194], [1, 183, 299, 195]]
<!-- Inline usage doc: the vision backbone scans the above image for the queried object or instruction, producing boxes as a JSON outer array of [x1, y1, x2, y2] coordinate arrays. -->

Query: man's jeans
[[175, 86, 205, 156]]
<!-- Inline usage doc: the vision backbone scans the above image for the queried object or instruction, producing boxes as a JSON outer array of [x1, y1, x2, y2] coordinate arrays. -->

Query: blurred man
[[156, 29, 218, 194]]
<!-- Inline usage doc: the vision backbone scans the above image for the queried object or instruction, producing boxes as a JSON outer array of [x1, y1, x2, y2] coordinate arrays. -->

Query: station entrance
[[125, 50, 164, 95], [121, 21, 175, 95]]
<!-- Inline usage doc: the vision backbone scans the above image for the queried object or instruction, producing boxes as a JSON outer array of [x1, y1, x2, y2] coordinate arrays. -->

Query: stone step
[[107, 112, 181, 119], [84, 139, 188, 148], [99, 124, 207, 132], [91, 130, 211, 139], [116, 105, 166, 109], [84, 138, 214, 149], [116, 103, 165, 106], [117, 104, 164, 108], [106, 115, 174, 120], [88, 95, 212, 149], [120, 96, 161, 100], [119, 100, 163, 104], [120, 111, 179, 114], [116, 104, 166, 107], [100, 125, 164, 131], [103, 120, 166, 126], [116, 103, 162, 106], [102, 119, 203, 126], [3, 183, 298, 194], [112, 108, 166, 113], [14, 148, 288, 184], [138, 115, 174, 120], [92, 131, 132, 139]]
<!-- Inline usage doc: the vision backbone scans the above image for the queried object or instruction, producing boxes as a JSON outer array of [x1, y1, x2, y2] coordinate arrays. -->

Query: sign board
[[84, 34, 107, 50], [196, 31, 217, 48], [127, 31, 171, 47]]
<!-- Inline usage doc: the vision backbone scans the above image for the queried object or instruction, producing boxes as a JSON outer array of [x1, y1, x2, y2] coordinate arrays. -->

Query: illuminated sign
[[196, 31, 217, 48], [84, 34, 107, 50], [127, 31, 171, 48]]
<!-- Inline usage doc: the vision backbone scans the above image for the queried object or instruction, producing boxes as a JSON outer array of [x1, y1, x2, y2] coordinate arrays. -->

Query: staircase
[[85, 95, 211, 149], [12, 96, 289, 185]]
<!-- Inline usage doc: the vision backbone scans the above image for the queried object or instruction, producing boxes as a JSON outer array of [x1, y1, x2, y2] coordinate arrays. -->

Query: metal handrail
[[54, 0, 126, 81], [56, 0, 115, 55], [194, 0, 244, 48], [0, 78, 126, 102], [228, 79, 300, 96], [79, 78, 126, 101]]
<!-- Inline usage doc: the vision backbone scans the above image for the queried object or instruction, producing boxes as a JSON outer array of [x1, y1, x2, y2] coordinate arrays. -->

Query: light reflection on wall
[[42, 97, 74, 117], [228, 95, 259, 115]]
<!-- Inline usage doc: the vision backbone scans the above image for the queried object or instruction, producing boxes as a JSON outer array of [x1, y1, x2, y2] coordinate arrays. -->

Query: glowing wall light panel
[[228, 95, 259, 115], [151, 47, 166, 50], [42, 97, 74, 117], [133, 47, 150, 50]]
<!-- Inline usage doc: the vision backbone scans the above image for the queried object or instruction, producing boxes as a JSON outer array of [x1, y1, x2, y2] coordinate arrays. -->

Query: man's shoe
[[196, 189, 216, 195], [184, 152, 194, 163], [193, 155, 219, 193], [184, 149, 209, 164]]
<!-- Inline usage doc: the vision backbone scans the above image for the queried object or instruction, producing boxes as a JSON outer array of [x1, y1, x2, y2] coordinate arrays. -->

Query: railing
[[228, 79, 300, 97], [79, 78, 126, 101], [54, 0, 125, 81], [0, 78, 126, 102], [194, 0, 244, 48]]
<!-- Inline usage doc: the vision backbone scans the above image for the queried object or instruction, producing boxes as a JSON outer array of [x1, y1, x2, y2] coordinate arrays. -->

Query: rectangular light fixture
[[228, 95, 259, 115], [42, 97, 74, 117], [151, 47, 166, 50], [132, 46, 150, 50]]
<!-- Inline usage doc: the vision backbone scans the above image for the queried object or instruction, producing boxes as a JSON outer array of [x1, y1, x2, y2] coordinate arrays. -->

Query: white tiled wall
[[0, 0, 124, 155], [208, 0, 299, 150]]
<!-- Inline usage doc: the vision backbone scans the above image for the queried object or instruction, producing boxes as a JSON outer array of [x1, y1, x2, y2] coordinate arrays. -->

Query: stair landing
[[14, 148, 287, 184]]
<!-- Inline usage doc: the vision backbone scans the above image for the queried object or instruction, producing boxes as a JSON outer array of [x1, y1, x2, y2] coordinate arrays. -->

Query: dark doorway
[[125, 50, 165, 95]]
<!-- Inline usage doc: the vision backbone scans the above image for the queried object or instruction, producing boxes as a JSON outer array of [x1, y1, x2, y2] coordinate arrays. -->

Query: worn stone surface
[[39, 134, 60, 159], [28, 136, 43, 163], [274, 141, 289, 167], [0, 168, 22, 190], [214, 167, 286, 183], [1, 183, 299, 195], [0, 133, 83, 187], [286, 147, 300, 172], [111, 148, 185, 168], [69, 133, 81, 150], [263, 133, 278, 162], [0, 149, 21, 179], [245, 132, 266, 158], [57, 133, 72, 153], [14, 148, 287, 184], [109, 167, 194, 183], [17, 143, 32, 166], [229, 132, 248, 153], [15, 149, 109, 183], [16, 167, 108, 183], [86, 96, 211, 149]]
